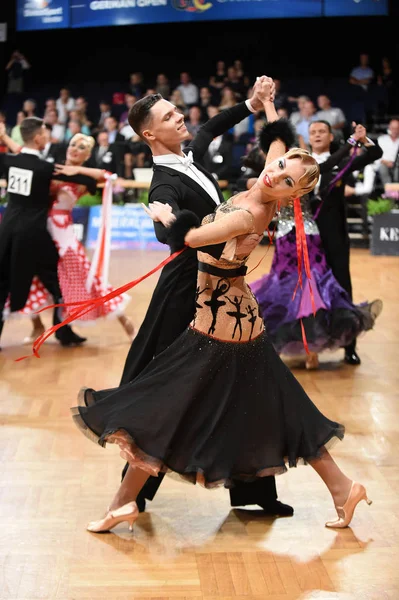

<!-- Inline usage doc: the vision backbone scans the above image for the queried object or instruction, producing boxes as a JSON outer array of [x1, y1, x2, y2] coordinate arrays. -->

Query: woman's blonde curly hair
[[284, 147, 320, 196]]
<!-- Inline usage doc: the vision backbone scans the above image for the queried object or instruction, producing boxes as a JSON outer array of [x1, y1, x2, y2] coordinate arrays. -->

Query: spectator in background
[[375, 56, 397, 115], [92, 100, 112, 136], [43, 98, 57, 116], [5, 50, 30, 95], [176, 72, 199, 108], [65, 118, 82, 142], [273, 78, 293, 114], [184, 105, 204, 142], [64, 110, 91, 142], [232, 59, 250, 89], [224, 65, 246, 100], [89, 130, 119, 174], [22, 99, 37, 118], [208, 59, 227, 103], [75, 96, 93, 130], [56, 87, 75, 125], [169, 89, 188, 117], [198, 87, 213, 122], [0, 112, 11, 153], [293, 99, 318, 148], [11, 110, 27, 147], [155, 73, 170, 99], [129, 72, 145, 99], [376, 118, 399, 187], [315, 94, 346, 143], [119, 94, 138, 137], [44, 108, 66, 143], [218, 86, 238, 110], [349, 53, 374, 92], [289, 95, 311, 127]]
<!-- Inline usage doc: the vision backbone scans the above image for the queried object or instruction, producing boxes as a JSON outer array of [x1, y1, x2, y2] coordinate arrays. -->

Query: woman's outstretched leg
[[87, 465, 149, 533], [310, 448, 372, 528]]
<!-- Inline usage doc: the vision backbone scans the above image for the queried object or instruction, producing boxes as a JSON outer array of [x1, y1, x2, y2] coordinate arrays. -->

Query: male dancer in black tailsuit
[[97, 77, 293, 517], [308, 120, 382, 365], [0, 117, 95, 349]]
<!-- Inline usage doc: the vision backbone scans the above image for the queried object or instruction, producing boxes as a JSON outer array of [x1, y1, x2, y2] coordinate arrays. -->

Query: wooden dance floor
[[0, 246, 398, 600]]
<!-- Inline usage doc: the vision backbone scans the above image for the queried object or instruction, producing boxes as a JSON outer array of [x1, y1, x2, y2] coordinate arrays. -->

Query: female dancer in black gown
[[72, 79, 372, 532]]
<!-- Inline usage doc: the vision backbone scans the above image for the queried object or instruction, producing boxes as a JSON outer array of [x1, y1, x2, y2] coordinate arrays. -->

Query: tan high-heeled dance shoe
[[325, 481, 372, 528], [87, 501, 139, 533], [23, 325, 45, 345], [305, 351, 319, 370], [118, 315, 136, 341]]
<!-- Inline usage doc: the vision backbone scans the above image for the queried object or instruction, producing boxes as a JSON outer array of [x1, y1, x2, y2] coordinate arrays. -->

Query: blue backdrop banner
[[70, 0, 322, 29], [86, 204, 165, 250], [17, 0, 70, 31], [324, 0, 388, 17]]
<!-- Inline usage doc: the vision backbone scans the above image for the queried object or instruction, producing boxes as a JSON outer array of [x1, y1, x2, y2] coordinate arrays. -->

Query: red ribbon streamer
[[292, 197, 316, 355], [16, 247, 186, 361]]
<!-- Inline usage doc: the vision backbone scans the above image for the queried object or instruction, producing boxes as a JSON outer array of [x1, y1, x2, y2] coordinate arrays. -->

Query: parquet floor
[[0, 245, 398, 600]]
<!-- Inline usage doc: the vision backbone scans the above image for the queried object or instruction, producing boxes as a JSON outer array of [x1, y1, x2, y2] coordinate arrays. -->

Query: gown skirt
[[250, 230, 379, 356], [72, 325, 344, 489]]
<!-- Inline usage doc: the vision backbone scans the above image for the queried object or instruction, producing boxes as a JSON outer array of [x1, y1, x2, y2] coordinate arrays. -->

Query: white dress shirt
[[153, 151, 221, 206], [311, 151, 331, 195]]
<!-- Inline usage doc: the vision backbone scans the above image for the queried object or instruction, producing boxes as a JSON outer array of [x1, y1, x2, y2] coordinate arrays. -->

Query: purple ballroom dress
[[250, 199, 379, 356]]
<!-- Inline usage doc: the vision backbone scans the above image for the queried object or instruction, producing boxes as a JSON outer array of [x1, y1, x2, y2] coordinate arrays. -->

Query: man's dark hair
[[309, 119, 332, 133], [128, 93, 163, 141], [20, 116, 44, 143]]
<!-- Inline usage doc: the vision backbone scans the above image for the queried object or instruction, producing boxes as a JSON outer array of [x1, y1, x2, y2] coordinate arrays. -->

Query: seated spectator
[[56, 87, 75, 125], [345, 156, 380, 238], [44, 108, 66, 143], [22, 98, 37, 118], [293, 99, 318, 148], [201, 129, 234, 183], [41, 123, 67, 164], [75, 96, 94, 130], [64, 118, 83, 143], [273, 78, 293, 114], [88, 130, 119, 174], [209, 60, 227, 104], [218, 86, 238, 110], [0, 112, 11, 153], [64, 110, 91, 142], [169, 89, 188, 117], [184, 105, 204, 142], [198, 86, 213, 122], [44, 98, 57, 116], [119, 93, 138, 138], [224, 65, 247, 100], [176, 71, 199, 107], [155, 73, 170, 99], [232, 59, 250, 90], [349, 52, 375, 92], [129, 72, 145, 99], [376, 118, 399, 187], [11, 110, 27, 147], [315, 94, 347, 142], [289, 95, 311, 127], [92, 100, 112, 136]]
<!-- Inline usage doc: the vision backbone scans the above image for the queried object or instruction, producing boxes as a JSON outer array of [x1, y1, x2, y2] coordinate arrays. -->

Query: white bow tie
[[181, 150, 194, 169]]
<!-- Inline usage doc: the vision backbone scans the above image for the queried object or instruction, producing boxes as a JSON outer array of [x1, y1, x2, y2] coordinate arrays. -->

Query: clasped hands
[[249, 75, 276, 112]]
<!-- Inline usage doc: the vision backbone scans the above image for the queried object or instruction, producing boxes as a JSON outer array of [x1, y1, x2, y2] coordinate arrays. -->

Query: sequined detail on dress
[[276, 196, 319, 239]]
